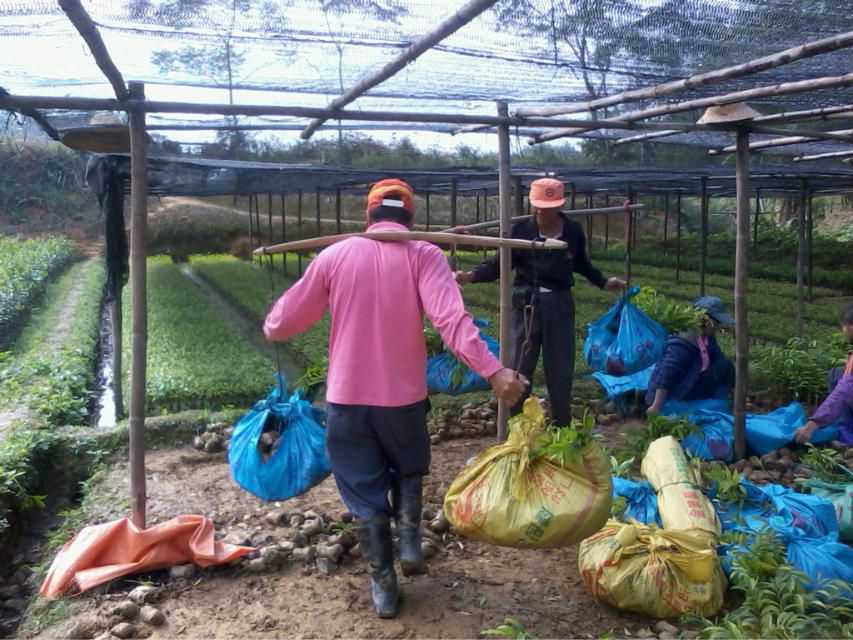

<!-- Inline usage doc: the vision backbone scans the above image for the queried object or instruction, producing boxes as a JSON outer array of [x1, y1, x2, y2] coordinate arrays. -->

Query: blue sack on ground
[[427, 318, 498, 395], [229, 376, 331, 502], [612, 477, 662, 526], [662, 398, 733, 462], [584, 287, 667, 376], [744, 402, 838, 455], [716, 479, 853, 587], [592, 365, 654, 400]]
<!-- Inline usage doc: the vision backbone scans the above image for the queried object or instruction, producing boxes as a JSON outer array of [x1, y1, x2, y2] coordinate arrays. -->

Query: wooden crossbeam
[[516, 30, 853, 118], [300, 0, 498, 140], [708, 127, 853, 155], [793, 149, 853, 162], [754, 104, 853, 125]]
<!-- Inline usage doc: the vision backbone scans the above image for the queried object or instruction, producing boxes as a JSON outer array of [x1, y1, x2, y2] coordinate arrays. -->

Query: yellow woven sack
[[641, 436, 721, 537], [443, 398, 611, 548], [578, 520, 727, 619]]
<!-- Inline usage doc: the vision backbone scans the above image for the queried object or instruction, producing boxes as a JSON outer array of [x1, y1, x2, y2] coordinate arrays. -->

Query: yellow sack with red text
[[443, 398, 611, 548], [578, 520, 727, 619]]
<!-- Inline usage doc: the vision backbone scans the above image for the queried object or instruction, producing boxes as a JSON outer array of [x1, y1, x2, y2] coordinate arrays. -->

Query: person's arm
[[796, 374, 853, 443], [646, 341, 690, 413], [465, 254, 499, 284], [647, 388, 669, 415], [571, 223, 626, 291], [417, 245, 527, 404], [263, 256, 329, 341]]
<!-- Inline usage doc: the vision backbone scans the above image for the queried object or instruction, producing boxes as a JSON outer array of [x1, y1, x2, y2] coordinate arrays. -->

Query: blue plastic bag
[[612, 477, 662, 526], [584, 287, 667, 376], [427, 318, 499, 395], [662, 398, 733, 461], [229, 377, 331, 502]]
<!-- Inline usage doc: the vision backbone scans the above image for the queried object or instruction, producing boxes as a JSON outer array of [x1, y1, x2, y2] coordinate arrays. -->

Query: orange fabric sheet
[[40, 515, 254, 599]]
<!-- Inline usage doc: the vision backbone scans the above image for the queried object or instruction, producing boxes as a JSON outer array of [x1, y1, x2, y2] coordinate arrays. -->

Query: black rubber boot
[[357, 515, 400, 618], [392, 474, 426, 577]]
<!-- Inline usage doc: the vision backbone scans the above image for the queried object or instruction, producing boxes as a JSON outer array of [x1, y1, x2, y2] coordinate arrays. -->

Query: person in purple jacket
[[646, 297, 736, 415], [795, 304, 853, 445]]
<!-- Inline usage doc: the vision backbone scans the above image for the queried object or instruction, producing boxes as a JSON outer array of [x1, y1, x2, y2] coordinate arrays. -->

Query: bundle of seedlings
[[633, 286, 706, 334]]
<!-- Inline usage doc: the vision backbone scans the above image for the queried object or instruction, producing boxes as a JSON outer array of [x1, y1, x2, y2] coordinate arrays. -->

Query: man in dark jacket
[[646, 297, 736, 414], [456, 178, 625, 426]]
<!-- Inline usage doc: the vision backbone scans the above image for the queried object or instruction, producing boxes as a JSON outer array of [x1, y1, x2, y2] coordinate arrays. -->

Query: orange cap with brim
[[366, 179, 415, 216], [529, 178, 566, 209]]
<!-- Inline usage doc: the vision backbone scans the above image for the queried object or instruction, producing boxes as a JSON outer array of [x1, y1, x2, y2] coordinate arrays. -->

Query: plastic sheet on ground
[[662, 399, 838, 459], [584, 287, 667, 377], [716, 479, 853, 587], [578, 521, 727, 619], [444, 398, 611, 548], [612, 477, 662, 527], [40, 515, 253, 599], [228, 377, 331, 502], [592, 365, 654, 400], [427, 318, 499, 395], [642, 436, 721, 537]]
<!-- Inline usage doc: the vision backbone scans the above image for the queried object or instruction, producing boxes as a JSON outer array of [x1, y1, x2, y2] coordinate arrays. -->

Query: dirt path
[[0, 257, 100, 442], [34, 438, 647, 640]]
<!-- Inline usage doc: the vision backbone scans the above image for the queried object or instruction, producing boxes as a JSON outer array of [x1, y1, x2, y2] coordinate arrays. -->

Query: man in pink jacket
[[264, 179, 527, 618]]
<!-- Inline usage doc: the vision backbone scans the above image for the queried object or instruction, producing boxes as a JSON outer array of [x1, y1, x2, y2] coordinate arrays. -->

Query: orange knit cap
[[366, 178, 415, 217]]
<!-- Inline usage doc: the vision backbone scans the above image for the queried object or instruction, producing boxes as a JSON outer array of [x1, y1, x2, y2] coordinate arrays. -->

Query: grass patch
[[121, 257, 275, 414]]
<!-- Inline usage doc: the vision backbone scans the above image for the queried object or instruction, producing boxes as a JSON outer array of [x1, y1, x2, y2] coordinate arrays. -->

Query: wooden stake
[[426, 192, 431, 231], [753, 190, 761, 249], [297, 189, 304, 276], [450, 178, 458, 270], [267, 192, 273, 246], [625, 188, 634, 286], [315, 189, 321, 236], [300, 0, 499, 139], [604, 194, 610, 250], [700, 178, 709, 296], [663, 192, 670, 244], [516, 30, 853, 118], [676, 192, 682, 282], [807, 190, 814, 302], [497, 102, 513, 442], [335, 188, 342, 235], [281, 193, 287, 276], [58, 0, 129, 100], [128, 81, 147, 529], [253, 231, 566, 256], [797, 179, 807, 336], [734, 127, 751, 462]]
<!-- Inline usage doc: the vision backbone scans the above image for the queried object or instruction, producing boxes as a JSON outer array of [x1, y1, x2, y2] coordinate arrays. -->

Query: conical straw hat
[[697, 102, 761, 125]]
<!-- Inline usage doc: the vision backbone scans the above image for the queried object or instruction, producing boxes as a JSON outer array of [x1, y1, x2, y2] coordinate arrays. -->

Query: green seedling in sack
[[609, 454, 636, 478], [481, 617, 537, 640], [535, 410, 598, 468], [627, 414, 698, 460], [424, 326, 471, 390], [801, 444, 853, 484], [294, 357, 329, 395], [703, 462, 747, 511], [610, 495, 628, 520]]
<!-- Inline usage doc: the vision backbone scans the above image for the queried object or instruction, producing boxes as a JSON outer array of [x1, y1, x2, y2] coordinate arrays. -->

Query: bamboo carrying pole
[[252, 231, 568, 256], [733, 128, 751, 462], [128, 82, 147, 529], [516, 30, 853, 118], [530, 73, 853, 144], [439, 204, 644, 233], [700, 177, 709, 296], [57, 0, 129, 100], [496, 102, 513, 442], [300, 0, 499, 139], [797, 180, 808, 335]]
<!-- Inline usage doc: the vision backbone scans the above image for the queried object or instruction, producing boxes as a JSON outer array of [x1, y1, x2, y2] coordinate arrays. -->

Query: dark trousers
[[326, 400, 430, 519], [507, 289, 576, 426]]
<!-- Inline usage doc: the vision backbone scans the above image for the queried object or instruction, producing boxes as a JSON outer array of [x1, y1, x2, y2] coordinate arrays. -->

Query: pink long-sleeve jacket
[[263, 221, 503, 407]]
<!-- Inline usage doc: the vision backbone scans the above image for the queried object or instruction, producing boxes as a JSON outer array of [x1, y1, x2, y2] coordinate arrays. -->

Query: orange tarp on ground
[[40, 515, 254, 599]]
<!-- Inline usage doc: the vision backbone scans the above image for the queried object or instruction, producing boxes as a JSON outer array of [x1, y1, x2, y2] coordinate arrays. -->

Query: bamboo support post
[[127, 81, 147, 529], [58, 0, 129, 100], [106, 172, 124, 417], [797, 180, 808, 336], [297, 190, 304, 275], [625, 189, 634, 286], [753, 190, 761, 249], [315, 189, 321, 236], [253, 231, 567, 255], [514, 176, 523, 215], [676, 192, 682, 282], [586, 195, 593, 242], [807, 191, 814, 302], [335, 188, 342, 234], [663, 193, 670, 243], [281, 193, 287, 275], [449, 178, 458, 270], [515, 30, 853, 118], [733, 127, 751, 462], [700, 178, 709, 296], [267, 192, 273, 246], [426, 192, 431, 231], [497, 102, 513, 442], [300, 0, 499, 139]]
